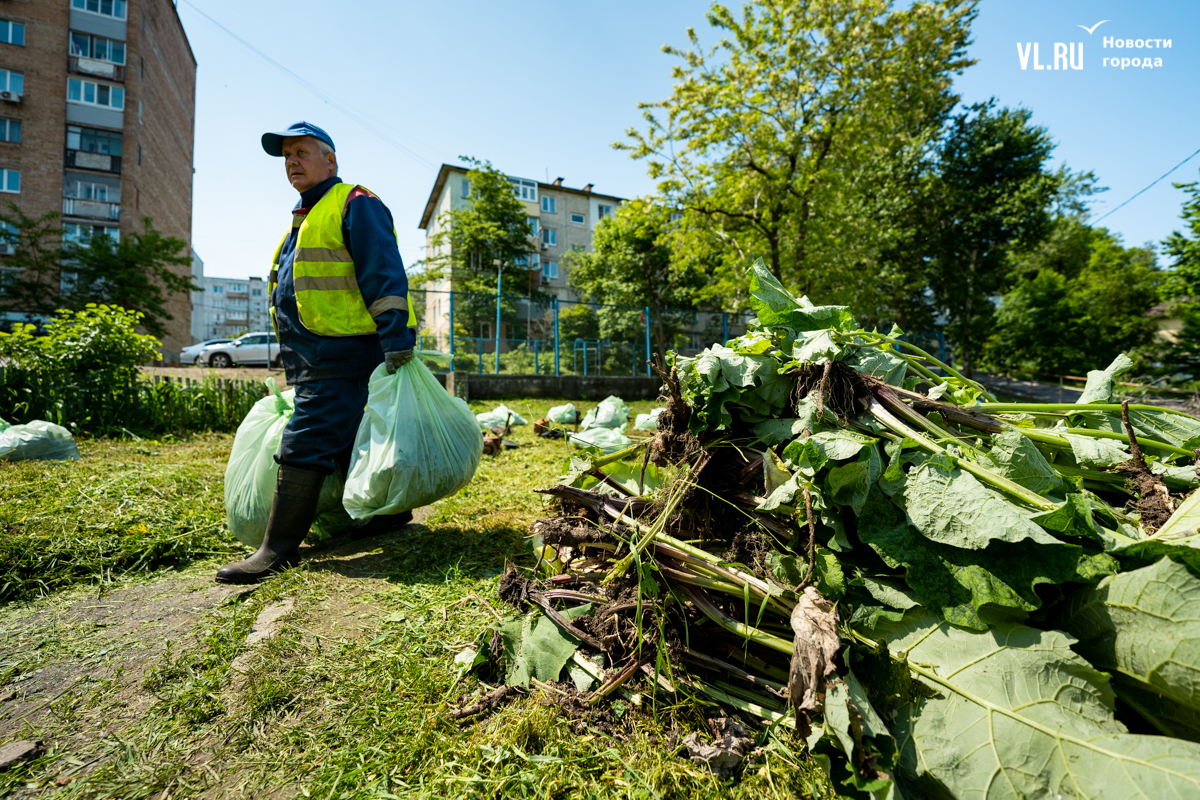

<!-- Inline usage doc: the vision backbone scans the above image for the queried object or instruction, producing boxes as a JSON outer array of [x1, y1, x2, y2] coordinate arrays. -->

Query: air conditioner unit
[[0, 91, 21, 104]]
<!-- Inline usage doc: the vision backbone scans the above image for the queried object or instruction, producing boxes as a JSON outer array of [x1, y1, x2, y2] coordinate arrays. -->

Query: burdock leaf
[[788, 586, 840, 737], [1030, 493, 1106, 544], [902, 459, 1060, 548], [818, 671, 901, 797], [858, 489, 1116, 629], [1064, 432, 1130, 469], [1130, 408, 1200, 449], [1064, 558, 1200, 741], [795, 330, 841, 363], [828, 446, 883, 514], [747, 259, 854, 332], [497, 611, 583, 688], [844, 346, 907, 387], [985, 427, 1063, 495], [810, 431, 877, 462], [876, 609, 1200, 800], [1078, 353, 1134, 404]]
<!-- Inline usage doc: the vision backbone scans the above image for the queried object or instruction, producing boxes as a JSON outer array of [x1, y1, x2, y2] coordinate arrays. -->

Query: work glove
[[384, 349, 414, 374]]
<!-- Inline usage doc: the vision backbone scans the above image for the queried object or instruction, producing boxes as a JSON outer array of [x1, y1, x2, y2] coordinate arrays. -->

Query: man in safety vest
[[216, 121, 416, 584]]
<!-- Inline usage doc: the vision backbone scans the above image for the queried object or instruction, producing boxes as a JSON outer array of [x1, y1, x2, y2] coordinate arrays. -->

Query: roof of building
[[418, 163, 626, 230]]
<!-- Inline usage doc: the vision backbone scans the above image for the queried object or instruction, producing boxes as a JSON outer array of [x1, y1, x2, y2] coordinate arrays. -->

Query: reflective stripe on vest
[[267, 182, 417, 337]]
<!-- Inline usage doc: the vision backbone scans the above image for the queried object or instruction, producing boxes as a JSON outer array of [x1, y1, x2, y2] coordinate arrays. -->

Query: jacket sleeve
[[342, 187, 416, 353]]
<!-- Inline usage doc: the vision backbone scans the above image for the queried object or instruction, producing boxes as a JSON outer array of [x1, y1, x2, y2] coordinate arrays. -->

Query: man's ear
[[327, 152, 338, 176]]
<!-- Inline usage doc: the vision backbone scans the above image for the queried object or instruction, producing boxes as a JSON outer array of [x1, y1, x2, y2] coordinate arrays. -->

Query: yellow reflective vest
[[268, 182, 415, 337]]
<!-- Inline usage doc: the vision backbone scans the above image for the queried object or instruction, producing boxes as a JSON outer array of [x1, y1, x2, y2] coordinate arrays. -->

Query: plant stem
[[682, 586, 794, 656], [981, 402, 1200, 419]]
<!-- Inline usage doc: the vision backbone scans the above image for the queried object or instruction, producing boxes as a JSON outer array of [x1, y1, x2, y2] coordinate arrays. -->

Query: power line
[[177, 0, 438, 171], [1093, 145, 1200, 224]]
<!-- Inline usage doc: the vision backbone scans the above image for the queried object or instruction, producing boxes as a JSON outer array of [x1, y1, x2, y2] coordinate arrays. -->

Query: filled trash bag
[[0, 416, 80, 462], [476, 404, 528, 429], [546, 403, 579, 425], [567, 425, 632, 455], [634, 407, 665, 430], [581, 396, 630, 430], [224, 380, 353, 548], [344, 355, 482, 518]]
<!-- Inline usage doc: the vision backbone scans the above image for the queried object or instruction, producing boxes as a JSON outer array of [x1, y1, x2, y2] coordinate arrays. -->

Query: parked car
[[181, 338, 233, 365], [199, 332, 280, 368]]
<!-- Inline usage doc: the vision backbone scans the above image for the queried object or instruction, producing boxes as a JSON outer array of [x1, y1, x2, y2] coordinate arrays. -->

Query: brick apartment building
[[0, 0, 196, 360]]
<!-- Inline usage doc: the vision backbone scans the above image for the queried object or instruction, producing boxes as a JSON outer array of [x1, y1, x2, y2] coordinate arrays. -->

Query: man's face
[[281, 136, 336, 193]]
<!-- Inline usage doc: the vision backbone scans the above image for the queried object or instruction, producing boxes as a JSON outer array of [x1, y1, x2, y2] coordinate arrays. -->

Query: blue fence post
[[583, 341, 588, 376], [477, 337, 483, 375], [643, 306, 652, 377], [553, 298, 561, 377], [494, 274, 502, 375], [722, 311, 729, 345], [448, 290, 455, 372]]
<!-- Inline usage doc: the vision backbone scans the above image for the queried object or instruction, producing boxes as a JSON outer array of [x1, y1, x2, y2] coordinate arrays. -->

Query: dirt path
[[0, 509, 431, 795]]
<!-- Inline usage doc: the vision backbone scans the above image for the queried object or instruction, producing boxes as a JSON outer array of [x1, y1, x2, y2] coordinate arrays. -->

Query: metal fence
[[409, 289, 754, 376]]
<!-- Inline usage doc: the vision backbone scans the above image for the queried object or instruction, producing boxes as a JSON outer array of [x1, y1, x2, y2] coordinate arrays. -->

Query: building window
[[212, 285, 223, 294], [68, 78, 125, 110], [64, 175, 117, 200], [72, 0, 128, 20], [541, 196, 556, 213], [508, 177, 537, 203], [0, 118, 20, 143], [542, 261, 558, 281], [569, 212, 585, 225], [541, 228, 556, 247], [0, 220, 17, 254], [461, 179, 470, 199], [526, 216, 538, 235], [670, 211, 683, 222], [69, 32, 126, 64], [252, 288, 262, 297], [138, 100, 142, 124], [0, 69, 23, 96], [137, 145, 141, 164], [0, 169, 18, 193], [598, 205, 613, 219], [67, 125, 123, 155], [0, 20, 25, 47], [63, 223, 118, 243]]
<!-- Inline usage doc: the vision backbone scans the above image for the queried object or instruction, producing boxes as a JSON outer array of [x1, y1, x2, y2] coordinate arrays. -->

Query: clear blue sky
[[176, 0, 1200, 281]]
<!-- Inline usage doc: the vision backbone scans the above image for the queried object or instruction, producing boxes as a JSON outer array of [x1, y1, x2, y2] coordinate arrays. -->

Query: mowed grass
[[0, 396, 837, 799]]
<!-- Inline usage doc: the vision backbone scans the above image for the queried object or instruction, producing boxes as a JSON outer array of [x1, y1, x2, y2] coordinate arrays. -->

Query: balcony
[[65, 149, 122, 174], [63, 198, 120, 221], [68, 57, 125, 82]]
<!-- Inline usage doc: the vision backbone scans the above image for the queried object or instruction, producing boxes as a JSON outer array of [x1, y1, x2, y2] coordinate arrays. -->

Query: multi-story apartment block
[[0, 0, 196, 360], [418, 164, 624, 301], [190, 273, 269, 341]]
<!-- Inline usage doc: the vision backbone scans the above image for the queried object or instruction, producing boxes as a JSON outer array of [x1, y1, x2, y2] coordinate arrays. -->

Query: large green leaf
[[873, 609, 1200, 799], [858, 489, 1115, 629], [902, 458, 1060, 548], [1064, 558, 1200, 741], [1064, 432, 1130, 469], [747, 259, 855, 333], [496, 607, 588, 687], [985, 427, 1063, 495], [1078, 353, 1134, 404], [816, 670, 903, 799]]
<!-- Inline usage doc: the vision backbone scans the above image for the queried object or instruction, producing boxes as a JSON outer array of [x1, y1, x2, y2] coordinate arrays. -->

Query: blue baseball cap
[[261, 121, 335, 157]]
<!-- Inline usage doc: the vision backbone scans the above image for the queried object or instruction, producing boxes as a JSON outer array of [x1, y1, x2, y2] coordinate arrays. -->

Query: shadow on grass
[[303, 522, 530, 586]]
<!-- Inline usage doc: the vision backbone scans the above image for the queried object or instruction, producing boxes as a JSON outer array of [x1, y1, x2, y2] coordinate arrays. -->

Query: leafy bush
[[0, 304, 161, 374]]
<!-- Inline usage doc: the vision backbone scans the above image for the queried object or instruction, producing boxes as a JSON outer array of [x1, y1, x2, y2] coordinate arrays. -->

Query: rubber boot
[[216, 464, 324, 584]]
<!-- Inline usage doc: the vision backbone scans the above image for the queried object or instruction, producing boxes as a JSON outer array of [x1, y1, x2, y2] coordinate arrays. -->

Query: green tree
[[921, 103, 1088, 373], [61, 217, 195, 339], [1161, 173, 1200, 299], [0, 203, 67, 325], [985, 225, 1160, 375], [564, 199, 710, 354], [621, 0, 977, 306], [557, 304, 599, 342], [0, 304, 161, 376]]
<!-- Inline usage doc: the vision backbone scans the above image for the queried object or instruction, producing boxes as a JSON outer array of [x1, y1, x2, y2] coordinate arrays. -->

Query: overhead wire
[[1092, 145, 1200, 224], [177, 0, 439, 171]]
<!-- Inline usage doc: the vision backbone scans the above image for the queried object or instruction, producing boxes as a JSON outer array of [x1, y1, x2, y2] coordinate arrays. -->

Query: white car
[[181, 338, 233, 365], [199, 332, 280, 368]]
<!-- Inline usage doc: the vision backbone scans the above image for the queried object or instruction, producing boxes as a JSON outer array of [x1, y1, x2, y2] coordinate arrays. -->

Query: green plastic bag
[[634, 408, 665, 430], [476, 404, 527, 428], [581, 396, 630, 430], [224, 380, 353, 548], [547, 403, 579, 424], [567, 426, 632, 455], [343, 355, 483, 518], [0, 416, 80, 462]]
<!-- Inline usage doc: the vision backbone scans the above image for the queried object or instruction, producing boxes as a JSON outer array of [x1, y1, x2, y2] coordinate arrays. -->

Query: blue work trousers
[[277, 375, 370, 475]]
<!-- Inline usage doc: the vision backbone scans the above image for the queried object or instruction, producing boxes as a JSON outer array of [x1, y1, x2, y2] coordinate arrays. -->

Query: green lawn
[[0, 397, 835, 799]]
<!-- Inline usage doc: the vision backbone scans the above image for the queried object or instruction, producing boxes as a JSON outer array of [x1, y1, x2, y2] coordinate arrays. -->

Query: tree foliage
[[564, 199, 710, 351], [622, 0, 977, 303], [985, 221, 1161, 375], [61, 217, 195, 339], [0, 203, 67, 325], [1162, 173, 1200, 300]]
